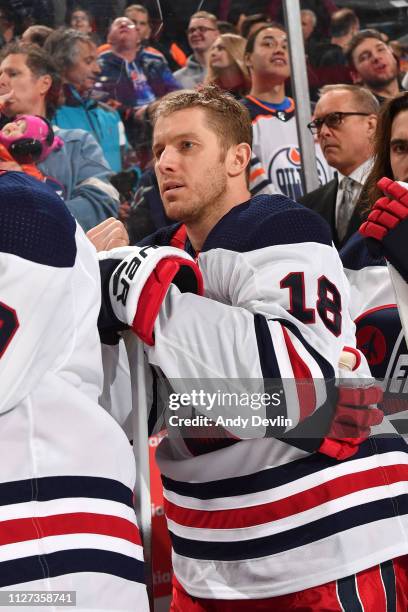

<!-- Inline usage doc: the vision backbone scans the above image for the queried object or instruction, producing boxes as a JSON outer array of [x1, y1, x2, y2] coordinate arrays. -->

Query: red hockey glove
[[99, 245, 203, 345], [359, 178, 408, 280], [360, 178, 408, 241], [318, 384, 384, 460]]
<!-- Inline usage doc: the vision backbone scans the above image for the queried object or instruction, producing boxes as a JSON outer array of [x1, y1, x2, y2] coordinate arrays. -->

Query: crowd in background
[[0, 0, 406, 241], [3, 3, 408, 608]]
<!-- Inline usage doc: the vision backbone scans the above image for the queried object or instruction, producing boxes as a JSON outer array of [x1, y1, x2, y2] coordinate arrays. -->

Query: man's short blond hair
[[152, 86, 252, 179], [189, 11, 218, 27]]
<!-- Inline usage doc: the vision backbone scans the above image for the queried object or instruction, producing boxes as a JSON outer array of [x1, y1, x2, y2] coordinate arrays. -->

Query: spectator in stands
[[205, 33, 249, 98], [173, 11, 219, 89], [301, 9, 320, 67], [124, 4, 186, 71], [21, 24, 53, 47], [97, 16, 179, 111], [301, 9, 316, 43], [313, 9, 359, 70], [96, 15, 179, 168], [0, 4, 19, 47], [299, 84, 378, 249], [217, 21, 236, 35], [243, 24, 333, 200], [240, 14, 271, 40], [346, 29, 403, 104], [45, 29, 125, 173], [0, 43, 119, 231], [69, 7, 93, 35]]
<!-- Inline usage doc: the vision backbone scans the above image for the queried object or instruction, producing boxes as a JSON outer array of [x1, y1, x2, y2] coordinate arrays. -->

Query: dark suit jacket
[[298, 176, 365, 250]]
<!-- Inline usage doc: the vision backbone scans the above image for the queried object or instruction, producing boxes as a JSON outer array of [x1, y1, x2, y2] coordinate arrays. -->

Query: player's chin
[[162, 199, 187, 222]]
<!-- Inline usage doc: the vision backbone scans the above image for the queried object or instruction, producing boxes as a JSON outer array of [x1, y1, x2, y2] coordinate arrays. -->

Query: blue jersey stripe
[[380, 560, 397, 612], [161, 437, 408, 499], [169, 494, 408, 561], [337, 574, 364, 611], [0, 476, 133, 508], [0, 550, 145, 587]]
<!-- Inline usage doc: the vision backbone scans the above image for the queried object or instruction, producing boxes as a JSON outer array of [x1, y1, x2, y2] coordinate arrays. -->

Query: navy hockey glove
[[359, 178, 408, 281], [99, 245, 203, 345]]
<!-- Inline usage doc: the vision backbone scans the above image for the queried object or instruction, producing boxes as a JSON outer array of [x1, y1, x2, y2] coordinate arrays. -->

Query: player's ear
[[227, 143, 251, 178]]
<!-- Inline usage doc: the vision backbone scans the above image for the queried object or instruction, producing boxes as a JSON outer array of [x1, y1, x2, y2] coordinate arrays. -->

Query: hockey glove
[[359, 178, 408, 281], [318, 383, 384, 460], [99, 245, 203, 345]]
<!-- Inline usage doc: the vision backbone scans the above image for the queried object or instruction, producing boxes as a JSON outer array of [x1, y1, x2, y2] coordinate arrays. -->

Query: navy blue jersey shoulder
[[340, 231, 385, 271], [0, 172, 76, 267], [201, 195, 332, 253]]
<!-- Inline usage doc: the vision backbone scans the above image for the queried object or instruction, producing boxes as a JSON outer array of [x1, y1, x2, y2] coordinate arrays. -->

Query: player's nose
[[157, 147, 179, 172]]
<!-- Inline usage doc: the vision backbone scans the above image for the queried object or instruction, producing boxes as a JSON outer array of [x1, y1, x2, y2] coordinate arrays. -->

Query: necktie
[[337, 176, 355, 242]]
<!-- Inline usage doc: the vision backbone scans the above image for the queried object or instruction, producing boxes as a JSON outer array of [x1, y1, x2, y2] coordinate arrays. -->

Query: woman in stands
[[205, 33, 250, 98]]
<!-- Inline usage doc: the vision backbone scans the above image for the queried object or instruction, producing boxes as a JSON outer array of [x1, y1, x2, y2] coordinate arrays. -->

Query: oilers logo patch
[[268, 146, 330, 200]]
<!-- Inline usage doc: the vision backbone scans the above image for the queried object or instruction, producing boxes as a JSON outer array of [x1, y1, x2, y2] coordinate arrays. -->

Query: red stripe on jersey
[[170, 224, 187, 249], [281, 326, 316, 421], [342, 346, 362, 371], [356, 563, 387, 611], [164, 464, 408, 530], [354, 304, 397, 325], [0, 512, 141, 546]]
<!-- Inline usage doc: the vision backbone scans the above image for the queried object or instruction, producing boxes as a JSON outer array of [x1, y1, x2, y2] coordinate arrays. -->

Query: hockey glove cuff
[[100, 245, 203, 345], [359, 178, 408, 281]]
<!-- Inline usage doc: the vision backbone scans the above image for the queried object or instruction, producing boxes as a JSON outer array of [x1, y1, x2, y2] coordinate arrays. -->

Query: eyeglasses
[[307, 112, 371, 135], [187, 26, 217, 35]]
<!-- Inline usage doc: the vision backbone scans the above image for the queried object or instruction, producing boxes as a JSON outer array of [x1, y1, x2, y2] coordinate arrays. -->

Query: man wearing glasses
[[299, 84, 378, 249], [174, 11, 219, 89]]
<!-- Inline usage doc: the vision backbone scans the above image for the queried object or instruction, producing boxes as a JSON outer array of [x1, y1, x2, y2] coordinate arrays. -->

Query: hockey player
[[0, 172, 149, 610], [242, 24, 333, 200], [101, 87, 408, 610], [346, 91, 408, 432]]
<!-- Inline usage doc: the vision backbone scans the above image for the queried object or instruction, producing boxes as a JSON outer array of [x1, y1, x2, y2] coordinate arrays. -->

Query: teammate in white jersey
[[242, 24, 333, 200], [0, 172, 148, 611], [100, 87, 408, 611], [348, 92, 408, 433]]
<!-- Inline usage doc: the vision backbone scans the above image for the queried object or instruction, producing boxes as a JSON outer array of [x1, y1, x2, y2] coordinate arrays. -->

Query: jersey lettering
[[280, 273, 342, 336]]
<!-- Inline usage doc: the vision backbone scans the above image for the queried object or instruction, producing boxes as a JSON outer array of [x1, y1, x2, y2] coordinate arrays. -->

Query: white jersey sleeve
[[143, 198, 359, 436], [0, 177, 78, 414]]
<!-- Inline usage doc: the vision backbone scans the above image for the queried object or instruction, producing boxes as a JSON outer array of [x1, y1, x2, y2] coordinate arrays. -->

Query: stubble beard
[[165, 161, 228, 225], [365, 71, 397, 91]]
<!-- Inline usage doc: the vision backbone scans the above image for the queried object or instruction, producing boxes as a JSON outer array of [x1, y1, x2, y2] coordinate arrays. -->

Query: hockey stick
[[123, 332, 154, 610]]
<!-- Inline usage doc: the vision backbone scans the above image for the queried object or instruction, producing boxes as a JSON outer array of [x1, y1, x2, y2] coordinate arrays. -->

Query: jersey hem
[[175, 545, 408, 599]]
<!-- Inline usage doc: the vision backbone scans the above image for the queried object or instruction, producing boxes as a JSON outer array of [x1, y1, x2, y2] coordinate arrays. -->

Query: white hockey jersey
[[341, 232, 408, 431], [242, 95, 334, 200], [0, 172, 148, 611], [125, 194, 408, 600]]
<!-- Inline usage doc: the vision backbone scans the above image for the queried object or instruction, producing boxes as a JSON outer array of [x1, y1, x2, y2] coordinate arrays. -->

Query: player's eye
[[181, 141, 194, 150], [153, 147, 164, 159], [392, 143, 408, 154]]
